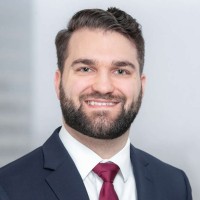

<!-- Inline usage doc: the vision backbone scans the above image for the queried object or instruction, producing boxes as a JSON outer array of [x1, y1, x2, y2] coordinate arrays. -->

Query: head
[[54, 7, 146, 140]]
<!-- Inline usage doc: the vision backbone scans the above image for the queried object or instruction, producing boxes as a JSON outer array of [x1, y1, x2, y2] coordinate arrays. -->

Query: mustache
[[79, 92, 126, 102]]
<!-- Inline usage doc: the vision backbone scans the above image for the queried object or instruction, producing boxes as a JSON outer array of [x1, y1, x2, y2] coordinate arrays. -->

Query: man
[[0, 7, 192, 200]]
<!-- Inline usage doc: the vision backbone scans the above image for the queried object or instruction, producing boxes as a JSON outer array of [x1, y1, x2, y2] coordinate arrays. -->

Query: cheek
[[63, 77, 92, 101], [117, 80, 141, 104]]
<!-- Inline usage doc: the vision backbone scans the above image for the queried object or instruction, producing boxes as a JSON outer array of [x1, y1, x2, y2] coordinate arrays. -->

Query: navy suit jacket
[[0, 127, 192, 200]]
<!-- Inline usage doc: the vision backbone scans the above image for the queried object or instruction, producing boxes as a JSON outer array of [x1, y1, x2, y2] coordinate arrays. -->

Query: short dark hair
[[55, 7, 145, 74]]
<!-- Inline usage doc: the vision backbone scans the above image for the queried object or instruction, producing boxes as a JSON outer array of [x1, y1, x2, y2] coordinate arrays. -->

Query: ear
[[54, 69, 61, 100], [140, 74, 146, 97]]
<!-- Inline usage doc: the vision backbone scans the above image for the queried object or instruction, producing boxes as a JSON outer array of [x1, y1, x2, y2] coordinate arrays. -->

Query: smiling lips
[[86, 100, 119, 107]]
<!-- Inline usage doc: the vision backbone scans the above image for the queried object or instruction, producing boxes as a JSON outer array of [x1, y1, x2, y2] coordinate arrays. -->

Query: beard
[[59, 83, 143, 139]]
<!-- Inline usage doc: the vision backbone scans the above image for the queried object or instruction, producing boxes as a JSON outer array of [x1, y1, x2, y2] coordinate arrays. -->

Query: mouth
[[85, 99, 119, 107]]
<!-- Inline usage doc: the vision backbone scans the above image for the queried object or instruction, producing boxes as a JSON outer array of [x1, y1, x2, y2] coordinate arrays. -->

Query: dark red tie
[[93, 162, 119, 200]]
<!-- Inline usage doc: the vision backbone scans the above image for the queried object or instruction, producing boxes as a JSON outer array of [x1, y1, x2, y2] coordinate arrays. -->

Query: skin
[[54, 28, 146, 158]]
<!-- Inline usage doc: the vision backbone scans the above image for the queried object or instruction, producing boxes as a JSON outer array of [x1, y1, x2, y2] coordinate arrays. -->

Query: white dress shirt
[[59, 126, 137, 200]]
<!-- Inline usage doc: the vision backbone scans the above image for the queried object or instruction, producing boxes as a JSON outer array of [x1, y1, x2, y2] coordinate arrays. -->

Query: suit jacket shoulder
[[130, 145, 192, 200], [0, 127, 89, 200]]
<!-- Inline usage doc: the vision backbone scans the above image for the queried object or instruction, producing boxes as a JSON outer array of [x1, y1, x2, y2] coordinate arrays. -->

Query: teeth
[[87, 101, 115, 106]]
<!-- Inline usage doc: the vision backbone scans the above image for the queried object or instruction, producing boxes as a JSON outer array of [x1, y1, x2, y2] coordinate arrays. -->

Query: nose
[[92, 72, 114, 94]]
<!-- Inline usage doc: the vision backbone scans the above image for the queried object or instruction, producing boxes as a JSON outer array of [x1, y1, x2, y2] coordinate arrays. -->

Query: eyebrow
[[71, 58, 96, 67], [112, 60, 136, 69]]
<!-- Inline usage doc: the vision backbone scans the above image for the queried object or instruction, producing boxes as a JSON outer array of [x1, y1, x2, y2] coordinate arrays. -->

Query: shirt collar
[[106, 139, 131, 182], [59, 126, 131, 182]]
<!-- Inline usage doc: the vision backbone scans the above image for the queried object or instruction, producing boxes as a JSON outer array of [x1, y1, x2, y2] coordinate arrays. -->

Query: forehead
[[67, 28, 139, 67]]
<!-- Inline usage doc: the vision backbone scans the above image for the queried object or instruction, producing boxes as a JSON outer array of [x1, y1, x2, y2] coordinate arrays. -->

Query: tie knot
[[93, 163, 119, 183]]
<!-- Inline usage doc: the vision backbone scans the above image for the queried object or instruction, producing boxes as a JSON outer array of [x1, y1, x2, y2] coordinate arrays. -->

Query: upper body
[[0, 7, 192, 200], [0, 127, 192, 200]]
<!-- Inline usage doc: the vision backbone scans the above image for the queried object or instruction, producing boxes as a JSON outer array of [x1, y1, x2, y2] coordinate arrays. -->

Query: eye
[[79, 67, 93, 73], [114, 69, 130, 75]]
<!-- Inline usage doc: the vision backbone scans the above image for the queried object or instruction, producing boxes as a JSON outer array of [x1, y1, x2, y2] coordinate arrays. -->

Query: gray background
[[0, 0, 199, 199]]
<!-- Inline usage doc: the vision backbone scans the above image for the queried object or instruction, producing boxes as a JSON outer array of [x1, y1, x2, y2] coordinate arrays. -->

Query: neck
[[63, 123, 129, 159]]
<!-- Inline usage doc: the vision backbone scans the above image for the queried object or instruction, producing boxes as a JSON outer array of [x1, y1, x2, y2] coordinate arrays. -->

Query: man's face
[[55, 29, 146, 139]]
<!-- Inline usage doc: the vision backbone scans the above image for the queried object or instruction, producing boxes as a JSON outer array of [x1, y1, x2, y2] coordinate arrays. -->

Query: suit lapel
[[45, 159, 89, 200], [42, 127, 89, 200], [130, 145, 156, 200]]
